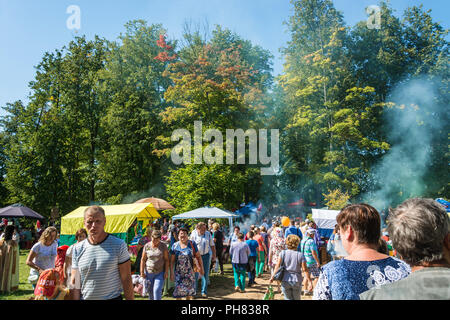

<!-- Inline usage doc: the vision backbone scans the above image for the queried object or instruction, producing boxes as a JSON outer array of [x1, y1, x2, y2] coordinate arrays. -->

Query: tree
[[96, 21, 173, 203]]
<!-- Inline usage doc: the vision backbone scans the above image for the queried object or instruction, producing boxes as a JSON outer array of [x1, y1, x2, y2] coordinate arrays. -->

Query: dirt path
[[197, 264, 312, 300]]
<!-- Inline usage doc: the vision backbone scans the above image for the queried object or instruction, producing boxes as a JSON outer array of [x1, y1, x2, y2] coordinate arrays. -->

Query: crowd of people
[[0, 197, 448, 300]]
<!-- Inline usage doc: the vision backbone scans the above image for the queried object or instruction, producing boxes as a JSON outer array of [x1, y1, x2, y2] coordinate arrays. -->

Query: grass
[[0, 249, 236, 300]]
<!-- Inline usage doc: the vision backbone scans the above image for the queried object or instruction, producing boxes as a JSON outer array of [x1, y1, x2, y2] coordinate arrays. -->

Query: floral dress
[[269, 228, 286, 268], [313, 257, 411, 300], [170, 241, 198, 298]]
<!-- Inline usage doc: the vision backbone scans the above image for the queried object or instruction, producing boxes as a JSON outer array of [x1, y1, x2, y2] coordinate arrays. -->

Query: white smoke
[[363, 77, 446, 212]]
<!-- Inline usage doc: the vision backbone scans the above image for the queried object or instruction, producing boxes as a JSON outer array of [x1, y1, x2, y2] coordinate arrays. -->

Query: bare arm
[[140, 250, 147, 278], [26, 250, 43, 273], [269, 256, 282, 282], [312, 250, 320, 266], [163, 249, 169, 279], [170, 254, 175, 282], [118, 261, 134, 300]]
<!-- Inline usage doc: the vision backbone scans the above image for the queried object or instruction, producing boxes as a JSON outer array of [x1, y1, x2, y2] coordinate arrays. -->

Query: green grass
[[0, 249, 235, 300], [0, 249, 35, 300]]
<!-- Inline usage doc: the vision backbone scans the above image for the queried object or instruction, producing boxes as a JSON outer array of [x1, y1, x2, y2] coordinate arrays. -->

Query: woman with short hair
[[26, 226, 58, 288], [313, 204, 411, 300], [140, 230, 169, 300], [63, 228, 87, 295], [170, 227, 204, 300], [270, 234, 309, 300]]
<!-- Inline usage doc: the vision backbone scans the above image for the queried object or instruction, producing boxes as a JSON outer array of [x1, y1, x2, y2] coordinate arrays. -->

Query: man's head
[[290, 219, 295, 226], [234, 226, 240, 234], [388, 198, 450, 266], [196, 222, 207, 234], [306, 228, 316, 238], [84, 206, 106, 241]]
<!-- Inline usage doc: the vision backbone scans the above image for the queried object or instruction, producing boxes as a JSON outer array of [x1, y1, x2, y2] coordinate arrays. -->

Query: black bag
[[272, 250, 286, 281]]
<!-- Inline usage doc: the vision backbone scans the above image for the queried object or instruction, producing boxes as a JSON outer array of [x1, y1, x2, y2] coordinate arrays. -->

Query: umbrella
[[0, 204, 44, 220], [134, 197, 175, 210]]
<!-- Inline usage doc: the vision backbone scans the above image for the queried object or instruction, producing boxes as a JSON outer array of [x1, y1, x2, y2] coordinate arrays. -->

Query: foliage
[[323, 188, 350, 210]]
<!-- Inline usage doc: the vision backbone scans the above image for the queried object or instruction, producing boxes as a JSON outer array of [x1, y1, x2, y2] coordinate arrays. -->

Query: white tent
[[172, 207, 238, 235], [312, 208, 340, 238]]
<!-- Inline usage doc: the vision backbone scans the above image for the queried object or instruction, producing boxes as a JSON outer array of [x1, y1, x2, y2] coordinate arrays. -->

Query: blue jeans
[[195, 253, 211, 294], [281, 281, 302, 300], [145, 270, 165, 300]]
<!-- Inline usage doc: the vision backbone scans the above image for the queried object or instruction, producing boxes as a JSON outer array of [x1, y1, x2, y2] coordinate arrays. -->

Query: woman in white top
[[64, 228, 87, 291], [26, 226, 58, 288]]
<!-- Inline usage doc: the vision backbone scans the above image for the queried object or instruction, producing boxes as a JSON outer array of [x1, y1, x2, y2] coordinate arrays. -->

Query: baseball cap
[[306, 228, 316, 234]]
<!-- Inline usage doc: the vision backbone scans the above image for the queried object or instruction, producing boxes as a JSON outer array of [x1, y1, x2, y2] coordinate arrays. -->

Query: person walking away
[[360, 198, 450, 300], [190, 222, 216, 298], [327, 225, 339, 261], [246, 231, 259, 287], [170, 227, 204, 300], [211, 223, 224, 275], [140, 230, 169, 300], [26, 226, 58, 289], [0, 225, 20, 292], [313, 204, 410, 300], [260, 226, 270, 272], [71, 205, 134, 300], [253, 227, 267, 277], [270, 234, 309, 300], [301, 228, 321, 295], [229, 232, 250, 293], [268, 226, 286, 293], [63, 228, 87, 300]]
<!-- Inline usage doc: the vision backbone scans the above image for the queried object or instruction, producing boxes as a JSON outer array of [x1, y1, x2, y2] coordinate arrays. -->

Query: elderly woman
[[270, 234, 309, 300], [268, 223, 286, 293], [361, 198, 450, 300], [170, 227, 204, 300], [0, 225, 20, 292], [26, 226, 58, 288], [140, 230, 169, 300], [313, 204, 411, 300]]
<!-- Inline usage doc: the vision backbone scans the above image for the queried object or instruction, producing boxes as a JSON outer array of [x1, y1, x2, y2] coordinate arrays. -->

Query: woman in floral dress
[[170, 227, 204, 300], [268, 226, 286, 293]]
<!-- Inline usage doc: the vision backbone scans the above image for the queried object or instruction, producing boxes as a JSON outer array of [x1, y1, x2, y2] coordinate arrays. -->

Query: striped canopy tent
[[311, 208, 340, 238], [60, 203, 160, 246]]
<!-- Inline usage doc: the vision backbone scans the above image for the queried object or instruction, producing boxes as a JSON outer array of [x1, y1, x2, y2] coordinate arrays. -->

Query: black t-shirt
[[213, 230, 224, 249]]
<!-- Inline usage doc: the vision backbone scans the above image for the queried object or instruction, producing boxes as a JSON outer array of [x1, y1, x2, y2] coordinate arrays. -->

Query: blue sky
[[0, 0, 448, 117]]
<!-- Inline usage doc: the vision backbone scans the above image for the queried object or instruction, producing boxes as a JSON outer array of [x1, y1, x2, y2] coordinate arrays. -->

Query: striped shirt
[[72, 234, 130, 300]]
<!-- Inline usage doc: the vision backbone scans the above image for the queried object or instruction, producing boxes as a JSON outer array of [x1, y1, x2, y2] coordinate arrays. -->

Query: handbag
[[272, 250, 286, 281]]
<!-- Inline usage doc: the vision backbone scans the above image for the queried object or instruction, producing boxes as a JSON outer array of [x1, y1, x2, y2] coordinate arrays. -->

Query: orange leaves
[[154, 34, 177, 62]]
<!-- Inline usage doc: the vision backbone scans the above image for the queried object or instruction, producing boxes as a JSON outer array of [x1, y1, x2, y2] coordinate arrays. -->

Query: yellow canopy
[[61, 203, 161, 235]]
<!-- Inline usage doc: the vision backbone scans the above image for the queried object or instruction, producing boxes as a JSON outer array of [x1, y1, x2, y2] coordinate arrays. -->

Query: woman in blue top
[[313, 204, 411, 300], [245, 230, 259, 287]]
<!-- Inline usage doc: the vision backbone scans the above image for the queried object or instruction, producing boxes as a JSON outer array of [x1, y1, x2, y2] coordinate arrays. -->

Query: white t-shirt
[[30, 241, 58, 270], [190, 230, 215, 256], [65, 243, 81, 289]]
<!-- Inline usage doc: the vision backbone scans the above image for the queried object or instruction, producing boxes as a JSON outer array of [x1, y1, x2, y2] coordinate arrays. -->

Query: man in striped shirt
[[71, 205, 134, 300]]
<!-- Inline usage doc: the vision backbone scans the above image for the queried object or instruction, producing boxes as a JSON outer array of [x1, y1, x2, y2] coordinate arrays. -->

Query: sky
[[0, 0, 448, 117]]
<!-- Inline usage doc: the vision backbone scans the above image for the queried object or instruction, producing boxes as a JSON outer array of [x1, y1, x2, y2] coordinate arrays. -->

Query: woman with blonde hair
[[26, 226, 58, 288], [270, 234, 309, 300]]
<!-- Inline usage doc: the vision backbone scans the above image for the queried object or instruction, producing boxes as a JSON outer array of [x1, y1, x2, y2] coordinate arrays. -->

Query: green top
[[360, 267, 450, 300]]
